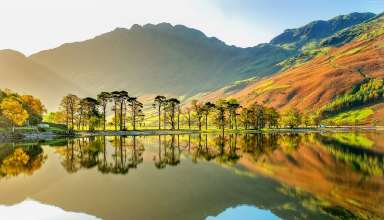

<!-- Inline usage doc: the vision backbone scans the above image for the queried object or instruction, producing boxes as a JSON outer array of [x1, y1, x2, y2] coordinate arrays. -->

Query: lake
[[0, 132, 382, 220]]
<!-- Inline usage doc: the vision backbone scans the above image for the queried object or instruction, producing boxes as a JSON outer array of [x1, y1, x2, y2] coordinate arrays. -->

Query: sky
[[0, 0, 383, 55]]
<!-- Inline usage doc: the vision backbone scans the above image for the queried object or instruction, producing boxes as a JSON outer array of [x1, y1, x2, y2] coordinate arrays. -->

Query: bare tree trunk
[[66, 106, 69, 130], [123, 105, 126, 130], [71, 110, 74, 131], [171, 110, 175, 130], [114, 103, 117, 131], [77, 114, 81, 130], [103, 106, 106, 131], [120, 102, 123, 131], [158, 106, 161, 130], [235, 115, 237, 130], [177, 111, 180, 130], [205, 114, 208, 130], [133, 109, 136, 130]]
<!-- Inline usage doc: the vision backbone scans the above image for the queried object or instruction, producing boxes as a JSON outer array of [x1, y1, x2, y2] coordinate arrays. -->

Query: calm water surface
[[0, 132, 383, 220]]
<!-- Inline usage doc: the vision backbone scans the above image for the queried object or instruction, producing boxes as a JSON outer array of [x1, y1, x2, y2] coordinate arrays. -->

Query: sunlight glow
[[0, 0, 269, 55]]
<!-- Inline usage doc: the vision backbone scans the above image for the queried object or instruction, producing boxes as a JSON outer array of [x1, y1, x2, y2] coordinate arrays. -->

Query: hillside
[[0, 50, 86, 110], [274, 12, 377, 71], [29, 23, 294, 98], [199, 13, 384, 123]]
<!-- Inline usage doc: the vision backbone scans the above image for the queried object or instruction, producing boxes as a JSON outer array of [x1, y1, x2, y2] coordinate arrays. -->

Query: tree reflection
[[278, 133, 301, 153], [191, 134, 203, 163], [238, 133, 279, 161], [53, 133, 307, 175], [154, 135, 166, 169], [56, 136, 144, 174], [80, 137, 102, 169], [52, 132, 384, 182], [164, 135, 180, 166], [203, 134, 215, 161], [98, 136, 110, 174], [0, 143, 46, 178], [60, 139, 80, 173], [128, 136, 144, 169], [109, 136, 144, 174]]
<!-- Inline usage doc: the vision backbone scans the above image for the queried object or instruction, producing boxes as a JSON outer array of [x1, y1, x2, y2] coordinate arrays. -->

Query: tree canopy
[[0, 90, 45, 130]]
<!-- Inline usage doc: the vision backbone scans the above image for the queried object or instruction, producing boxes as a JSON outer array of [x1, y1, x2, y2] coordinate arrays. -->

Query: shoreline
[[1, 126, 384, 141], [75, 126, 384, 137]]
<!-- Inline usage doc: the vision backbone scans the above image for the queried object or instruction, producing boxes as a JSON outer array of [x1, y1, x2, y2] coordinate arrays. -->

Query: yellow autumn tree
[[21, 95, 46, 125], [21, 95, 46, 115], [0, 97, 29, 132]]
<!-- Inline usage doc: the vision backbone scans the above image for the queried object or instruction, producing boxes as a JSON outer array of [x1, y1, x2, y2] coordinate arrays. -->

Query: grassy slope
[[199, 14, 384, 124], [322, 108, 374, 125]]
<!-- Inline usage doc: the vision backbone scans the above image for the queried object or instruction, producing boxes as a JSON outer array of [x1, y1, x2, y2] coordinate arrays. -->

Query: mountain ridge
[[0, 12, 376, 111], [28, 22, 294, 98], [270, 12, 376, 49]]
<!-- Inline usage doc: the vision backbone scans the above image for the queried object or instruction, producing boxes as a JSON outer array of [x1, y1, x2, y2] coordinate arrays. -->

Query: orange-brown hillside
[[201, 22, 384, 113]]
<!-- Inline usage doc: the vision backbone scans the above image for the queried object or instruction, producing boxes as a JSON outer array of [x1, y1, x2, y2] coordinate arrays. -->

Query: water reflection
[[206, 205, 281, 220], [0, 199, 100, 220], [56, 136, 145, 174], [0, 143, 46, 178], [0, 132, 382, 219]]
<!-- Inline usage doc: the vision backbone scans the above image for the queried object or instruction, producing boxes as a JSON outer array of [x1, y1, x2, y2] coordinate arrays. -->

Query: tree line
[[48, 91, 321, 132], [49, 91, 145, 131], [319, 78, 384, 118]]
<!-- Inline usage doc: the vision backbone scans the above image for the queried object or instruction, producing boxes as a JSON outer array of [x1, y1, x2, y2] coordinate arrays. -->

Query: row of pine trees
[[52, 91, 313, 132]]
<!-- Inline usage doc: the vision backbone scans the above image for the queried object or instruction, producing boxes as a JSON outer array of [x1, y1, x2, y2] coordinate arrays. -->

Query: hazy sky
[[1, 0, 383, 55]]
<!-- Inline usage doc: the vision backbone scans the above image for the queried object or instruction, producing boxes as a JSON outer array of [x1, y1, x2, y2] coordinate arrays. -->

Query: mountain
[[200, 13, 384, 123], [28, 13, 371, 103], [0, 12, 374, 111], [29, 23, 294, 98], [270, 12, 376, 49]]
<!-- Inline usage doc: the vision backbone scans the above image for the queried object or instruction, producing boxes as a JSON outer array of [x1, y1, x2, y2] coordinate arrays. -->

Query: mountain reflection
[[0, 132, 383, 219]]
